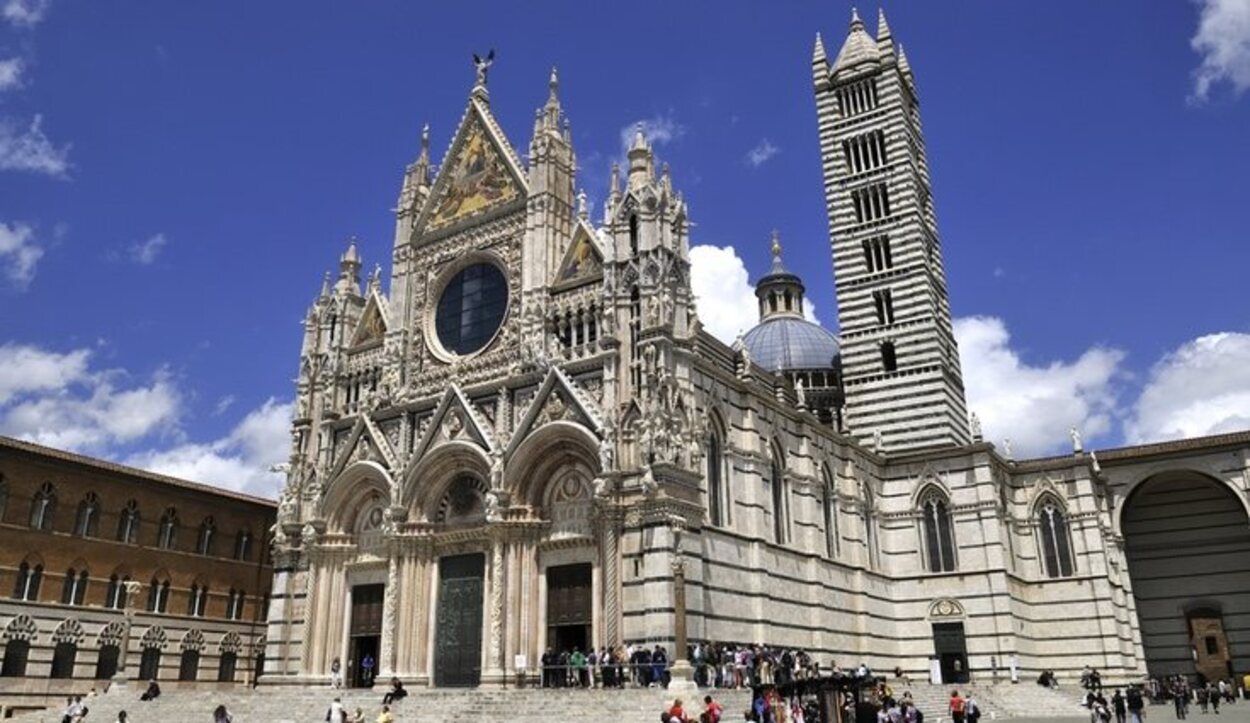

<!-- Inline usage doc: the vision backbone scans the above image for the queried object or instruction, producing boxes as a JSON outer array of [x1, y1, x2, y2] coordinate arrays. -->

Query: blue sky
[[2, 0, 1249, 496]]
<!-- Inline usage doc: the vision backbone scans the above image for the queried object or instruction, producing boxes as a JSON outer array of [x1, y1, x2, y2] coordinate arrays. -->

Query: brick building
[[0, 436, 275, 713]]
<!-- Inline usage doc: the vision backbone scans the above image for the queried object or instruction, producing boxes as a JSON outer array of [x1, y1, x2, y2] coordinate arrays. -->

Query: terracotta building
[[0, 436, 275, 714]]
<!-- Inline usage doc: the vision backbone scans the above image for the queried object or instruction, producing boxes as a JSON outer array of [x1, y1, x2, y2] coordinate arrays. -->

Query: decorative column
[[112, 579, 145, 688], [379, 554, 400, 677], [599, 507, 622, 649], [666, 515, 698, 693], [483, 537, 507, 686]]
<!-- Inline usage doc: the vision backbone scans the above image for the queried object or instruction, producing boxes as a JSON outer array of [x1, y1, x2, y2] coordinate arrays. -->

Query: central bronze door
[[933, 622, 969, 684], [547, 563, 592, 655], [349, 583, 383, 687], [435, 553, 485, 687]]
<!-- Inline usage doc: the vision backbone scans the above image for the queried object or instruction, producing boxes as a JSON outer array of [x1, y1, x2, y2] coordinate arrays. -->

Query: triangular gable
[[350, 291, 389, 347], [412, 383, 497, 460], [506, 367, 604, 458], [554, 220, 604, 288], [327, 415, 400, 482], [415, 98, 528, 237]]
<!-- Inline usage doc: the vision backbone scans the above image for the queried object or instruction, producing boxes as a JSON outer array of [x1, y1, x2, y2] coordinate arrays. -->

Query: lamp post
[[112, 580, 145, 689]]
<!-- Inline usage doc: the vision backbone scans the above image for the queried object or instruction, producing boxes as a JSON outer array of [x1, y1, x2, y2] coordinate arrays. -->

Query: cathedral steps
[[8, 680, 1092, 722]]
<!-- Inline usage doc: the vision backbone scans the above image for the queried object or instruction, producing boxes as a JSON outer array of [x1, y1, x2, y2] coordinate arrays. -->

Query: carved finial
[[813, 32, 827, 63], [850, 7, 863, 30], [770, 229, 782, 259], [472, 49, 495, 94], [320, 271, 331, 298], [548, 66, 559, 101], [609, 162, 620, 195], [577, 188, 588, 219]]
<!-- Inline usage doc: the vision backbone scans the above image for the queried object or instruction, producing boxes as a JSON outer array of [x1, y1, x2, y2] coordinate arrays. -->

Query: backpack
[[916, 710, 925, 723]]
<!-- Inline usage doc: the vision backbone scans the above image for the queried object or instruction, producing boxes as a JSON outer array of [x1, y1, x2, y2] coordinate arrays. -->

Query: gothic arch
[[927, 598, 966, 620], [321, 460, 393, 533], [2, 614, 38, 642], [405, 441, 491, 522], [180, 628, 205, 652], [508, 420, 600, 509], [911, 477, 952, 509], [140, 625, 168, 650], [52, 618, 85, 645], [219, 631, 242, 654], [97, 621, 125, 647]]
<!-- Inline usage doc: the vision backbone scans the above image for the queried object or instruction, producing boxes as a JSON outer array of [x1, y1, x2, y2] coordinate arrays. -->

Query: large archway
[[1122, 471, 1250, 680]]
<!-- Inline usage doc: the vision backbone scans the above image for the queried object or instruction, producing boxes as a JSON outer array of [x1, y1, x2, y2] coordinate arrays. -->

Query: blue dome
[[742, 317, 840, 372]]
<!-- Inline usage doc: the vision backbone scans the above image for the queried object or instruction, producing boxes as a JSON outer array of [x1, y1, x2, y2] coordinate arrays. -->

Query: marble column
[[483, 538, 507, 685], [379, 553, 400, 677]]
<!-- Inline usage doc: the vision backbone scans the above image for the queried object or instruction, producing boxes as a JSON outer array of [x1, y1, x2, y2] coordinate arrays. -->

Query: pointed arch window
[[12, 561, 43, 601], [706, 426, 725, 527], [147, 577, 170, 613], [74, 492, 100, 537], [60, 567, 88, 605], [822, 467, 839, 558], [920, 490, 957, 572], [1038, 498, 1075, 578], [158, 507, 178, 550], [196, 516, 215, 555], [861, 485, 879, 570], [188, 583, 208, 617], [629, 214, 639, 256], [29, 482, 56, 531], [226, 589, 245, 621], [233, 530, 252, 561], [105, 573, 130, 610], [770, 447, 789, 544], [116, 499, 140, 544]]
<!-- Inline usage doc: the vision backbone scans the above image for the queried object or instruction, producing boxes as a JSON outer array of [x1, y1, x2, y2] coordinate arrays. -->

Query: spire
[[337, 237, 362, 295], [413, 122, 431, 184], [833, 6, 879, 73], [577, 188, 589, 220], [320, 271, 331, 299], [627, 122, 654, 189], [813, 32, 827, 64], [755, 230, 805, 321], [876, 8, 894, 54], [897, 43, 913, 77], [547, 66, 560, 107]]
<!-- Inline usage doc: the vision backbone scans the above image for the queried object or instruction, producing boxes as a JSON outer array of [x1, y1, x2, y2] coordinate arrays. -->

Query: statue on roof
[[473, 49, 496, 87]]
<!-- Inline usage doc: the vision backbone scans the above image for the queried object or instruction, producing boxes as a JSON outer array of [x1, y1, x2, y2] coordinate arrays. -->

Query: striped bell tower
[[812, 8, 971, 452]]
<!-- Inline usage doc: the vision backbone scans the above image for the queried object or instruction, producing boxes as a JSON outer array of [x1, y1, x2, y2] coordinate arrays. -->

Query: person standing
[[1113, 689, 1128, 723], [1127, 685, 1146, 723], [326, 696, 346, 723], [965, 693, 981, 723], [331, 657, 343, 689], [1173, 684, 1188, 720], [949, 690, 967, 723], [213, 704, 233, 723], [1210, 684, 1221, 715]]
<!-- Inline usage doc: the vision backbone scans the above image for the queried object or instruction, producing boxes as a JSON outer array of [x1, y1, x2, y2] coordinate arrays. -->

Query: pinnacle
[[813, 31, 827, 62], [630, 122, 648, 152], [850, 6, 863, 31], [877, 7, 892, 39], [547, 66, 560, 106]]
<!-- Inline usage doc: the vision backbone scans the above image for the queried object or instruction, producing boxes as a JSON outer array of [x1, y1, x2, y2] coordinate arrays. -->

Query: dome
[[741, 317, 841, 373]]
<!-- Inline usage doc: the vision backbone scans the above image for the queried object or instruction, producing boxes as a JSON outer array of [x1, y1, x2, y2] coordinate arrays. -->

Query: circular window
[[434, 262, 508, 356]]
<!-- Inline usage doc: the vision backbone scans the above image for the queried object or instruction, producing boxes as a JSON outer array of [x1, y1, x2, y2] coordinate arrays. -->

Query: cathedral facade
[[264, 11, 1250, 689]]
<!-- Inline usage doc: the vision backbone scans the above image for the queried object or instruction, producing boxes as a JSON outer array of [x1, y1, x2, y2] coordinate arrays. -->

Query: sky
[[2, 0, 1249, 497]]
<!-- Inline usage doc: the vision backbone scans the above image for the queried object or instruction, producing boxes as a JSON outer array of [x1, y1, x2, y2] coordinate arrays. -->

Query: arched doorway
[[1122, 472, 1250, 680]]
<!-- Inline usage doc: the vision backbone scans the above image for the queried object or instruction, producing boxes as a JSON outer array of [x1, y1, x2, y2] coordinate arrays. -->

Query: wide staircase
[[10, 685, 753, 723], [887, 681, 1086, 720]]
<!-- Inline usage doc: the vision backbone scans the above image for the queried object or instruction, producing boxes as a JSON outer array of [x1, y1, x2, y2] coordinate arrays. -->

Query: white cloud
[[125, 398, 292, 498], [954, 315, 1125, 457], [745, 138, 780, 167], [0, 343, 89, 404], [0, 221, 44, 289], [213, 394, 236, 416], [0, 58, 23, 91], [689, 243, 820, 344], [128, 232, 167, 265], [1126, 332, 1250, 443], [619, 113, 684, 154], [1189, 0, 1250, 102], [0, 114, 71, 177], [0, 347, 182, 453], [2, 0, 48, 27]]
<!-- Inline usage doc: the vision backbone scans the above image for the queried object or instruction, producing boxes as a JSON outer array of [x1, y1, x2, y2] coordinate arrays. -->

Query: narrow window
[[881, 341, 898, 372], [61, 568, 88, 605], [629, 214, 639, 256], [706, 431, 723, 527], [921, 492, 957, 572], [1039, 499, 1075, 578], [771, 452, 787, 544], [50, 642, 77, 679], [74, 493, 99, 537], [197, 517, 215, 555], [1, 639, 30, 677], [862, 240, 874, 271], [29, 482, 56, 531], [823, 471, 839, 558], [117, 500, 140, 543], [158, 508, 178, 550], [234, 531, 252, 561], [179, 649, 200, 681]]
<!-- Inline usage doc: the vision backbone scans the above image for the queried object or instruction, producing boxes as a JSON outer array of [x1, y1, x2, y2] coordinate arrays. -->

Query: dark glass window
[[50, 642, 76, 678], [435, 263, 508, 355]]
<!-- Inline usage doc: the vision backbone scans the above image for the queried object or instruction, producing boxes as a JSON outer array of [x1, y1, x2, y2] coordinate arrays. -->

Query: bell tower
[[813, 9, 971, 452]]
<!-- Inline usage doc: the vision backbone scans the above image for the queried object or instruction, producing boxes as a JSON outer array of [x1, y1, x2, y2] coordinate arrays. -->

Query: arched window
[[233, 530, 252, 561], [770, 446, 788, 544], [1038, 497, 1075, 578], [920, 489, 957, 572], [861, 484, 879, 570], [179, 648, 200, 681], [60, 567, 88, 605], [218, 650, 238, 682], [706, 425, 725, 527], [29, 482, 56, 531], [116, 499, 140, 543], [158, 507, 178, 550], [139, 647, 161, 681], [187, 583, 208, 617], [50, 641, 77, 678], [12, 561, 43, 601], [1, 639, 30, 677], [105, 573, 130, 610], [74, 492, 100, 537], [628, 214, 639, 256], [226, 589, 246, 621], [196, 516, 215, 555], [822, 466, 839, 558], [147, 576, 170, 613]]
